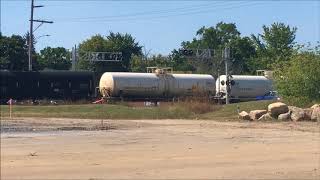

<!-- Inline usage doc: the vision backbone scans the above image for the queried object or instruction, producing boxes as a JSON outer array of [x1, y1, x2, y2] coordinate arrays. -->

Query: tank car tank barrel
[[216, 75, 273, 102], [99, 72, 215, 99]]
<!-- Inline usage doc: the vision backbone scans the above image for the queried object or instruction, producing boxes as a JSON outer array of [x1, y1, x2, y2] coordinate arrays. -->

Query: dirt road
[[1, 118, 320, 179]]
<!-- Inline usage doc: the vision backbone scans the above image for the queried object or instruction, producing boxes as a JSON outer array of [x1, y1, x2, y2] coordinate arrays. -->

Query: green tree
[[0, 33, 42, 71], [251, 22, 297, 69], [0, 34, 29, 71], [177, 22, 256, 75], [170, 49, 195, 72], [38, 47, 71, 70], [130, 55, 148, 72], [275, 50, 320, 105], [107, 32, 142, 70], [194, 22, 240, 49], [229, 37, 256, 74], [77, 35, 107, 72], [78, 32, 142, 72]]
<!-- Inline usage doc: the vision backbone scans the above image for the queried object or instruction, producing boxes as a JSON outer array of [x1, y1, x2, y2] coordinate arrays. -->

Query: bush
[[282, 96, 316, 108], [275, 52, 320, 105]]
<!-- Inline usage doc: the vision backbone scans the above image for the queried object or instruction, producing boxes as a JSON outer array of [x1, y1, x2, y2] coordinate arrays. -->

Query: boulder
[[268, 102, 289, 118], [311, 104, 320, 109], [289, 106, 305, 121], [278, 111, 291, 121], [239, 111, 250, 120], [258, 113, 273, 121], [303, 108, 313, 120], [311, 107, 320, 121], [249, 110, 267, 120]]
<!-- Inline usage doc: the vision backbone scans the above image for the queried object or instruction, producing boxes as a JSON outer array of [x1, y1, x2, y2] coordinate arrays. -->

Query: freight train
[[0, 69, 275, 104]]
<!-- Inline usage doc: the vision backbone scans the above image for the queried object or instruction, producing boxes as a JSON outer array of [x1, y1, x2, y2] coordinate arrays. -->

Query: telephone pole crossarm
[[32, 19, 54, 24], [33, 5, 44, 8], [32, 20, 54, 33]]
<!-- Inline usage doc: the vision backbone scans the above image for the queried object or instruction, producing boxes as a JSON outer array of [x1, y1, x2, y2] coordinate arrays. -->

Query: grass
[[0, 103, 193, 119], [0, 100, 276, 120], [200, 100, 275, 120]]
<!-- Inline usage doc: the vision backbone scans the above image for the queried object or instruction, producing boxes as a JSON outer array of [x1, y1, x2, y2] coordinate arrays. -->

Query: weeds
[[0, 100, 275, 120]]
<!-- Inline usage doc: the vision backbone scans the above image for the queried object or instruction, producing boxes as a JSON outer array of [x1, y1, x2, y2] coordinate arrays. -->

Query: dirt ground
[[1, 118, 320, 180]]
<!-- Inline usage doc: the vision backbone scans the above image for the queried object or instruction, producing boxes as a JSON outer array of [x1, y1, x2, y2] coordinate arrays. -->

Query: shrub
[[275, 52, 320, 105]]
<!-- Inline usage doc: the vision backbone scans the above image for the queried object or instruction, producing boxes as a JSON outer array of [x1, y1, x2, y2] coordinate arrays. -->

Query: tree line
[[0, 22, 299, 73], [1, 22, 319, 103]]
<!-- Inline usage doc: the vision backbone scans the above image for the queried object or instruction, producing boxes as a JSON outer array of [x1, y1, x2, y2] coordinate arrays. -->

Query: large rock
[[258, 113, 273, 121], [311, 107, 320, 121], [249, 110, 267, 120], [268, 102, 289, 118], [311, 104, 320, 109], [303, 108, 313, 120], [278, 111, 291, 121], [289, 106, 305, 121], [239, 111, 250, 120]]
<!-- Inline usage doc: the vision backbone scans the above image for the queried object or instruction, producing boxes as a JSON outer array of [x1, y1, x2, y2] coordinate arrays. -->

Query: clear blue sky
[[1, 0, 319, 55]]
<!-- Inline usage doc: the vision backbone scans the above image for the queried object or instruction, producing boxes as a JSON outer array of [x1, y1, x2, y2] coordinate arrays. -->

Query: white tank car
[[99, 72, 215, 99], [216, 75, 273, 100]]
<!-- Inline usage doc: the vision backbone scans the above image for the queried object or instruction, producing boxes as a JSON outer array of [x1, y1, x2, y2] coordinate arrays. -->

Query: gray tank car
[[216, 75, 273, 102], [99, 72, 215, 99]]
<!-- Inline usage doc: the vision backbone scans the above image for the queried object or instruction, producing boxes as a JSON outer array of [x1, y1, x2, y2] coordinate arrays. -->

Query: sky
[[1, 0, 319, 55]]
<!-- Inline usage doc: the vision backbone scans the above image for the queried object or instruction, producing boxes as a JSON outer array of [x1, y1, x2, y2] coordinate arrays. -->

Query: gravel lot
[[1, 117, 319, 179]]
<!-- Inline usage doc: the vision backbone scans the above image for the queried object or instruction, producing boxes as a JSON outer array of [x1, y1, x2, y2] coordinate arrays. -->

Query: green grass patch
[[0, 104, 193, 119], [0, 100, 275, 120]]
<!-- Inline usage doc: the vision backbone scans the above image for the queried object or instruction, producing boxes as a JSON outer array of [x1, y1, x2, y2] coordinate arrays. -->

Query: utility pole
[[28, 0, 53, 71], [71, 45, 77, 71], [28, 0, 34, 71], [224, 46, 230, 104]]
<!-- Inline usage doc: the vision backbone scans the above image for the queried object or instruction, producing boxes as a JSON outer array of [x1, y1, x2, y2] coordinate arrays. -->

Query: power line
[[52, 1, 262, 23], [53, 1, 229, 21]]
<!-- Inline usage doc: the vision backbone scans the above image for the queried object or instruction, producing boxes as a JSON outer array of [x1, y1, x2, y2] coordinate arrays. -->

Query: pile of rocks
[[238, 102, 320, 121]]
